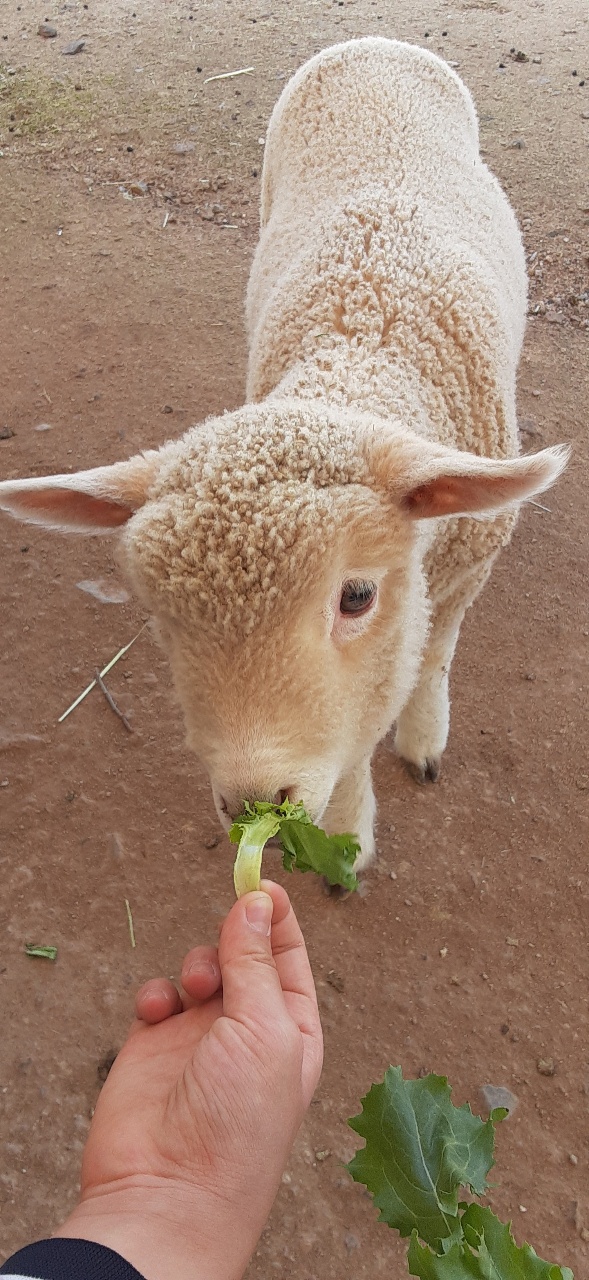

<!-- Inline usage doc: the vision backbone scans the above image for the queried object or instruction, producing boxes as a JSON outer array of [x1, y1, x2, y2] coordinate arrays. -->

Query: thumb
[[218, 891, 286, 1029]]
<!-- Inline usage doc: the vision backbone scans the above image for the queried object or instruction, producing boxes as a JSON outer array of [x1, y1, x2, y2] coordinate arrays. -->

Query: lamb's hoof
[[322, 877, 353, 901], [404, 757, 440, 785]]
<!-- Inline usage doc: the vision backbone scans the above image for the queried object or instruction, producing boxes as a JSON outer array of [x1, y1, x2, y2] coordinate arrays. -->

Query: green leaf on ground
[[347, 1069, 499, 1250], [24, 943, 58, 961], [407, 1206, 574, 1279]]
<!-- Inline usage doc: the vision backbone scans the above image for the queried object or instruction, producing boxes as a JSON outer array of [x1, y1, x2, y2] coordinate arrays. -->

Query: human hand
[[56, 882, 323, 1280]]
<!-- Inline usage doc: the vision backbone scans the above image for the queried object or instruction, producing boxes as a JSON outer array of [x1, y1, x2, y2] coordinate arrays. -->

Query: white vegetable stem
[[233, 813, 281, 897]]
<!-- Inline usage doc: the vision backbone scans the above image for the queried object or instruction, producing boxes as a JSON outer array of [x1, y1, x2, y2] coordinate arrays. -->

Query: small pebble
[[62, 38, 85, 55], [344, 1233, 360, 1251], [162, 404, 173, 414], [37, 22, 57, 37], [537, 1057, 557, 1076], [202, 835, 219, 849], [480, 1084, 519, 1116], [569, 1153, 578, 1166], [0, 425, 15, 439], [128, 180, 148, 196], [34, 422, 52, 432]]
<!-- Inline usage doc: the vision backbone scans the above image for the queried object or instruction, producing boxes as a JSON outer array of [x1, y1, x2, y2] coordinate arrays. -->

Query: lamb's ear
[[368, 436, 570, 520], [0, 451, 159, 534]]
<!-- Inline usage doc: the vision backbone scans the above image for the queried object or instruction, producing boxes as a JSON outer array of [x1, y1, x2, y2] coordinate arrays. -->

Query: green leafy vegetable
[[24, 943, 58, 961], [348, 1069, 572, 1280], [229, 799, 359, 897], [407, 1207, 574, 1280], [348, 1067, 497, 1250]]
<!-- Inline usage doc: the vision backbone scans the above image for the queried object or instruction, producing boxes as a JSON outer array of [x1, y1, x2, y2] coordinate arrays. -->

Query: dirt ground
[[0, 0, 588, 1274]]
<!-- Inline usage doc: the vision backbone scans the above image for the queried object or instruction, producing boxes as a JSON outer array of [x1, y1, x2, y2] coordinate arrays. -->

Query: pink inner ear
[[13, 488, 134, 528], [403, 471, 528, 519], [403, 477, 468, 518]]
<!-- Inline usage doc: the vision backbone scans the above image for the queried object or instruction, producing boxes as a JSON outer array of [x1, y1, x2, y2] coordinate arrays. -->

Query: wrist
[[55, 1179, 251, 1280]]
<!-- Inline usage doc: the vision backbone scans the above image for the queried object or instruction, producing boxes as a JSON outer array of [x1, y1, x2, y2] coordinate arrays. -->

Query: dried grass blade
[[204, 66, 254, 84], [58, 622, 148, 723], [125, 898, 136, 949]]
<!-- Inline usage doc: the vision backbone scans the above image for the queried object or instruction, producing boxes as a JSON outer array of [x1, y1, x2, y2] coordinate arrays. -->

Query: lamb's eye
[[339, 579, 377, 616]]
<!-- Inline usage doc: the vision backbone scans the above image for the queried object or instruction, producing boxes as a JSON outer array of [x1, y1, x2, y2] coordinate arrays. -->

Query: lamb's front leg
[[395, 559, 496, 783], [322, 756, 376, 874]]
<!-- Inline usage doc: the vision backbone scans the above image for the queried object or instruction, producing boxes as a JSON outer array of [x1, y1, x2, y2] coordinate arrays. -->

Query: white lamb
[[0, 39, 568, 871]]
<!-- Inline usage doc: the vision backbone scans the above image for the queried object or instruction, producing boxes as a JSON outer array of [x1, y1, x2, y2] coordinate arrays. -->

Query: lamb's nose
[[219, 788, 293, 820]]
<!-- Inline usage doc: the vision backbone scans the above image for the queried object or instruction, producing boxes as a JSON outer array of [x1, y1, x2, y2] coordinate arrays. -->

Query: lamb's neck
[[268, 346, 437, 442]]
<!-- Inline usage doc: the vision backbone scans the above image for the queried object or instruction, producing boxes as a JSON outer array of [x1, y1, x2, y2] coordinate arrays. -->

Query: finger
[[260, 880, 318, 1013], [180, 946, 221, 1002], [217, 889, 287, 1029], [135, 978, 183, 1025], [260, 881, 323, 1101], [218, 882, 319, 1040]]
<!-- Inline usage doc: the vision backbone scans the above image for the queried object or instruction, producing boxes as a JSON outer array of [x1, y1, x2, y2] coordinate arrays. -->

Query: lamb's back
[[247, 39, 527, 454], [260, 37, 479, 221]]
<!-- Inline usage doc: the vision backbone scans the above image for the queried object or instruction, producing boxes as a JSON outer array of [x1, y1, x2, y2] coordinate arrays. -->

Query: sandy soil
[[1, 0, 588, 1275]]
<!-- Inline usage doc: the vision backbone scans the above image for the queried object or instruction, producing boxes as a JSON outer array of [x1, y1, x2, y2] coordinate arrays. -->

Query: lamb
[[0, 38, 568, 872]]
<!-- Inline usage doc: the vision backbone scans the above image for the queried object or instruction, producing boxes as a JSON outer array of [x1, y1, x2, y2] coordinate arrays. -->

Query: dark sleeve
[[0, 1237, 147, 1280]]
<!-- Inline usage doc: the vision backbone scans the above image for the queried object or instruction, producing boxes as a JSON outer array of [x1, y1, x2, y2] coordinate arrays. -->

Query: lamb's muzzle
[[217, 788, 294, 823]]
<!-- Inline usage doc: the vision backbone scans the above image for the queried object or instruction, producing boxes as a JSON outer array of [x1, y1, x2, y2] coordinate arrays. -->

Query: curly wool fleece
[[248, 38, 525, 455], [124, 400, 389, 636]]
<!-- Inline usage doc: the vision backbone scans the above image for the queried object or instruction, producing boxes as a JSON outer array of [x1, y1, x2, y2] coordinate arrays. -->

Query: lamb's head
[[0, 402, 567, 834]]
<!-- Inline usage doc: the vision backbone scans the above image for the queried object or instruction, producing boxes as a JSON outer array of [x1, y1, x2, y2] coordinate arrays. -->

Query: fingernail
[[187, 959, 218, 979], [245, 893, 273, 935]]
